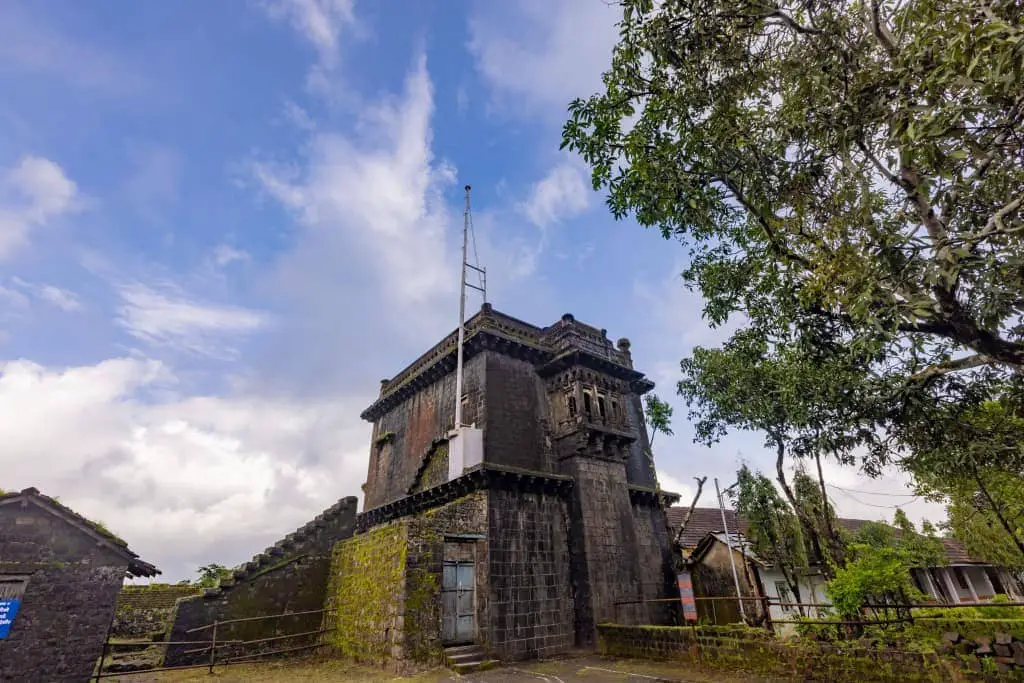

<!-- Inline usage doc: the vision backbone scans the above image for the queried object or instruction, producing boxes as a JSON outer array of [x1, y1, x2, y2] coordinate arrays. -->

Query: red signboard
[[677, 571, 698, 622]]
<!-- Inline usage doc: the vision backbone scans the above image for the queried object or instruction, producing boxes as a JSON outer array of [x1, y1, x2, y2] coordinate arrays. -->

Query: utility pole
[[716, 477, 746, 621]]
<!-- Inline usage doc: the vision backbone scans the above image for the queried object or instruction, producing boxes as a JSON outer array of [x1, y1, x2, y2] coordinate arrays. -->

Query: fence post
[[209, 620, 218, 674], [762, 596, 775, 634], [94, 640, 107, 682]]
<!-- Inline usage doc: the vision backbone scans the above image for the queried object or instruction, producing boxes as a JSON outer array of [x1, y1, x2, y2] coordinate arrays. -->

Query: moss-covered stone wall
[[597, 623, 1024, 681], [325, 492, 488, 673], [324, 521, 409, 666], [163, 496, 358, 667], [111, 584, 202, 639]]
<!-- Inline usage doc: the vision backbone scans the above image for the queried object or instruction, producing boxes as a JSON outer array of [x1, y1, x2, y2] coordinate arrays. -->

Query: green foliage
[[194, 563, 232, 588], [734, 465, 808, 607], [563, 0, 1024, 554], [906, 399, 1024, 566], [643, 394, 674, 446], [826, 513, 941, 618]]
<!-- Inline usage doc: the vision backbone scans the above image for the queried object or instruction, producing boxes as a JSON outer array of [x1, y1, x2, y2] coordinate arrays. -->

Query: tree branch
[[907, 353, 994, 385], [673, 476, 709, 546]]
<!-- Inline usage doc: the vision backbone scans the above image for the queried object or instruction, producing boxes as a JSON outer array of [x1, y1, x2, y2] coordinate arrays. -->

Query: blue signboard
[[0, 598, 21, 639]]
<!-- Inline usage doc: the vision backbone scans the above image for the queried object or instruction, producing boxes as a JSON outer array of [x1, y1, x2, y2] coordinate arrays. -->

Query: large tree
[[563, 0, 1023, 384], [563, 0, 1024, 519]]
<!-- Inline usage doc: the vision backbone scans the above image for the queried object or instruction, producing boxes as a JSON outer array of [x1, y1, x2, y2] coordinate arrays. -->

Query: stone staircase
[[444, 644, 497, 675]]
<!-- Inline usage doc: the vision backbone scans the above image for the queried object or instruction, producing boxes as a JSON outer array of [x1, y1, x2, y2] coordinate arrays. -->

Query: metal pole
[[454, 185, 470, 431], [715, 477, 746, 621], [94, 640, 107, 682]]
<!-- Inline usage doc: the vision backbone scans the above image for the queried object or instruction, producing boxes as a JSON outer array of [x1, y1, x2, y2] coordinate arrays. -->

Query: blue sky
[[0, 0, 940, 581]]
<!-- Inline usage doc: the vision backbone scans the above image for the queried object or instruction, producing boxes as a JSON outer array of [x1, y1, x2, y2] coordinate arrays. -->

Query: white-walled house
[[669, 507, 1024, 630]]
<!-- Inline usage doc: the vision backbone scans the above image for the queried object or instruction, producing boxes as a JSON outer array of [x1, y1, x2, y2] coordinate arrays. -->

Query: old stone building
[[327, 304, 680, 668], [0, 487, 159, 683]]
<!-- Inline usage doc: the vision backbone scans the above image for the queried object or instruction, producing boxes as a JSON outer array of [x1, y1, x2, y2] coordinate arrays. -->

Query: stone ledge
[[357, 464, 574, 533]]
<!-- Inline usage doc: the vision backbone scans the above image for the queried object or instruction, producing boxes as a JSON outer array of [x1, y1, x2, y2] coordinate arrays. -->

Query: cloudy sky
[[0, 0, 942, 582]]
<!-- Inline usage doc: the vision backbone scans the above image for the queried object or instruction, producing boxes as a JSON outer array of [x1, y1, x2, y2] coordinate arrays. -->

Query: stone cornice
[[356, 464, 574, 533], [628, 484, 682, 507], [360, 305, 650, 422]]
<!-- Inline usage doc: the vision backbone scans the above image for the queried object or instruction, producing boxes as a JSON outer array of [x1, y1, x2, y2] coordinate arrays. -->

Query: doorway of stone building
[[441, 560, 475, 645]]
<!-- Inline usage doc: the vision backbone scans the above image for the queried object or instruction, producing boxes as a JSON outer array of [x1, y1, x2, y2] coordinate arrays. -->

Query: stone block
[[995, 631, 1012, 645]]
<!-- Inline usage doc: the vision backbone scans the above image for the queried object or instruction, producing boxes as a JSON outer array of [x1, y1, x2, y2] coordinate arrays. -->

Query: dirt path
[[116, 655, 780, 682]]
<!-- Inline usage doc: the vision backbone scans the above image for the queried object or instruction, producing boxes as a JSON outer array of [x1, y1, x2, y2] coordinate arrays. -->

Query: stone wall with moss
[[598, 623, 1024, 681], [111, 584, 202, 639], [324, 492, 487, 673], [163, 496, 358, 667], [324, 521, 409, 666]]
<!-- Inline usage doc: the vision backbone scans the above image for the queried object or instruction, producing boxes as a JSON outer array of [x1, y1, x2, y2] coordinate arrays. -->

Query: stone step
[[453, 659, 498, 675], [444, 644, 490, 673]]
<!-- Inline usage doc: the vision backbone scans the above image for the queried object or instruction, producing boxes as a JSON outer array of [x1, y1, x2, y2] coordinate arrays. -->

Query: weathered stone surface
[[164, 496, 357, 668], [0, 503, 133, 683], [996, 631, 1013, 645], [975, 635, 993, 654], [112, 585, 202, 639], [941, 631, 961, 644]]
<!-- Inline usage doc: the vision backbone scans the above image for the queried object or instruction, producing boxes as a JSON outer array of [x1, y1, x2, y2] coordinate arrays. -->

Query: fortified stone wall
[[324, 493, 488, 673], [0, 505, 130, 683], [365, 354, 486, 509], [484, 354, 552, 473], [487, 488, 575, 661], [164, 496, 357, 667], [562, 457, 649, 639], [111, 584, 202, 639], [629, 497, 680, 625]]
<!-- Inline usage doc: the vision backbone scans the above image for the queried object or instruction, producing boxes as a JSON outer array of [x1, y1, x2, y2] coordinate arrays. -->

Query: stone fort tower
[[351, 303, 679, 662]]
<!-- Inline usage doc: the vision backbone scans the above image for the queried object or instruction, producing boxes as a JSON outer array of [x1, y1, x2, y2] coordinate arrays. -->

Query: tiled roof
[[0, 487, 159, 578], [668, 507, 749, 549], [666, 506, 988, 565]]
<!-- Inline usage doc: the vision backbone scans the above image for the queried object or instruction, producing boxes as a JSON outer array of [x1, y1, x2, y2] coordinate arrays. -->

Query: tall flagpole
[[454, 185, 471, 431]]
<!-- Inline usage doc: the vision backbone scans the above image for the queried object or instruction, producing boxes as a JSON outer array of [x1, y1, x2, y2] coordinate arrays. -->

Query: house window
[[583, 392, 592, 418], [986, 567, 1006, 595], [775, 581, 794, 612], [597, 395, 607, 419], [954, 567, 970, 591], [0, 576, 28, 600], [611, 400, 619, 419], [567, 395, 577, 418], [929, 569, 952, 602]]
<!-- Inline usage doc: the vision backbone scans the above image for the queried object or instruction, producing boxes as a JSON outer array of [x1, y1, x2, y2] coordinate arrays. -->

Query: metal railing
[[94, 607, 338, 680]]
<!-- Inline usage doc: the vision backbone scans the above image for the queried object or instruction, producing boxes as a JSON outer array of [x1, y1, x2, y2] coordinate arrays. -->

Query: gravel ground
[[116, 655, 779, 682]]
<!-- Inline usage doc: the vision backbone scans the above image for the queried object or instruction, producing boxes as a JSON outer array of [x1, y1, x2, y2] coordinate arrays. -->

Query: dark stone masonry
[[326, 304, 681, 668], [0, 488, 158, 683], [163, 495, 358, 667]]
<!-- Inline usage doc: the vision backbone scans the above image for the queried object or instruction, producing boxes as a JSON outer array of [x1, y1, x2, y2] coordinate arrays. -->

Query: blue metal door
[[442, 561, 475, 644]]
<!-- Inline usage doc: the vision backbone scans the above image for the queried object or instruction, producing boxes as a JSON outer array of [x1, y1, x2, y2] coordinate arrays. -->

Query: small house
[[669, 507, 1024, 630], [0, 487, 159, 683]]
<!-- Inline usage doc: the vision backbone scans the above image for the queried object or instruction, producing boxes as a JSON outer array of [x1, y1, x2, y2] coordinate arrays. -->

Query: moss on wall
[[325, 521, 410, 666], [597, 623, 1024, 681]]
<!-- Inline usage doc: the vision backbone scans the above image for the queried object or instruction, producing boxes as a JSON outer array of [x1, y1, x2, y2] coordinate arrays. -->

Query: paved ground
[[119, 655, 775, 682]]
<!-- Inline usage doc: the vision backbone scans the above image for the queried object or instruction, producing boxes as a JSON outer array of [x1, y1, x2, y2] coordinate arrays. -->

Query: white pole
[[716, 477, 746, 621], [454, 185, 470, 431]]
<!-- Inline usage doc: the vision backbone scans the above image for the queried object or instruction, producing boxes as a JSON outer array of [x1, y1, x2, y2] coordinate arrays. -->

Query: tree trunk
[[973, 466, 1024, 559], [673, 476, 708, 545], [774, 437, 833, 580], [814, 450, 845, 569]]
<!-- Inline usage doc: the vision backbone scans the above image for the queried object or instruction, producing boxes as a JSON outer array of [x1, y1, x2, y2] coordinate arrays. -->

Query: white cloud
[[211, 245, 251, 268], [468, 0, 621, 117], [0, 3, 149, 95], [36, 285, 82, 312], [116, 282, 271, 359], [521, 161, 590, 229], [0, 357, 371, 581], [262, 0, 355, 70], [255, 53, 458, 327], [0, 156, 79, 260]]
